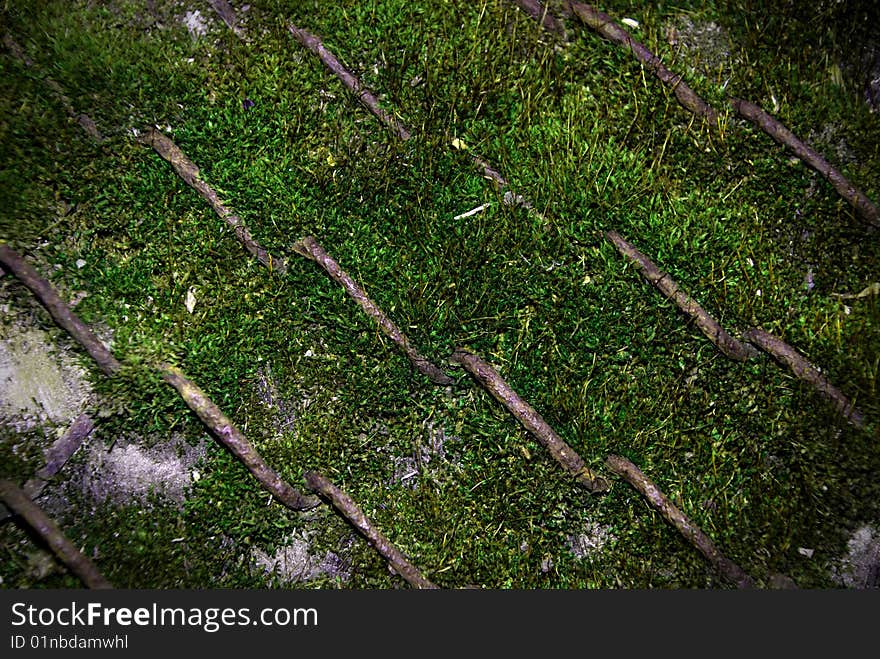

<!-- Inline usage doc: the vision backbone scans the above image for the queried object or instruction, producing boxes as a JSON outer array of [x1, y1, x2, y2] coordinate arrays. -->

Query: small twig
[[742, 328, 868, 430], [509, 0, 569, 37], [3, 32, 105, 142], [450, 348, 610, 492], [288, 24, 412, 141], [2, 31, 32, 65], [606, 231, 759, 361], [208, 0, 248, 41], [564, 1, 719, 122], [159, 364, 437, 585], [605, 455, 755, 588], [158, 363, 321, 510], [0, 479, 113, 589], [0, 244, 122, 375], [35, 412, 95, 483], [468, 152, 509, 189], [288, 23, 547, 209], [292, 236, 455, 385], [137, 127, 287, 275], [519, 2, 879, 228], [0, 413, 96, 522], [730, 99, 880, 228], [303, 471, 439, 589]]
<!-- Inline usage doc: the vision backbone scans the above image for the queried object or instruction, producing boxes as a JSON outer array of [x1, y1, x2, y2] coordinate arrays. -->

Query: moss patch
[[1, 0, 878, 590]]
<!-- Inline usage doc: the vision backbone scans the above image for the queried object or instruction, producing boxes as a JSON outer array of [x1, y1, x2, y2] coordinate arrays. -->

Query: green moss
[[1, 0, 877, 589]]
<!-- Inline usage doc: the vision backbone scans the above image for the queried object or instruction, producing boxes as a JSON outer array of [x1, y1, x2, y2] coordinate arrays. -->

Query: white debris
[[453, 203, 491, 220], [567, 521, 618, 559], [185, 287, 197, 314], [183, 10, 208, 39]]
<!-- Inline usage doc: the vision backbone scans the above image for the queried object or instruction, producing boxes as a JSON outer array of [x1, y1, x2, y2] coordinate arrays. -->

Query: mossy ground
[[1, 0, 878, 589]]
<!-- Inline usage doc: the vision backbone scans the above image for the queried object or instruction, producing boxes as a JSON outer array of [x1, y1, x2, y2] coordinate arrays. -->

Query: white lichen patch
[[388, 421, 461, 490], [567, 520, 618, 559], [182, 9, 209, 39], [253, 364, 298, 437], [665, 17, 733, 79], [831, 524, 880, 589], [81, 434, 207, 507], [0, 326, 92, 431], [808, 123, 858, 167], [252, 531, 351, 584]]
